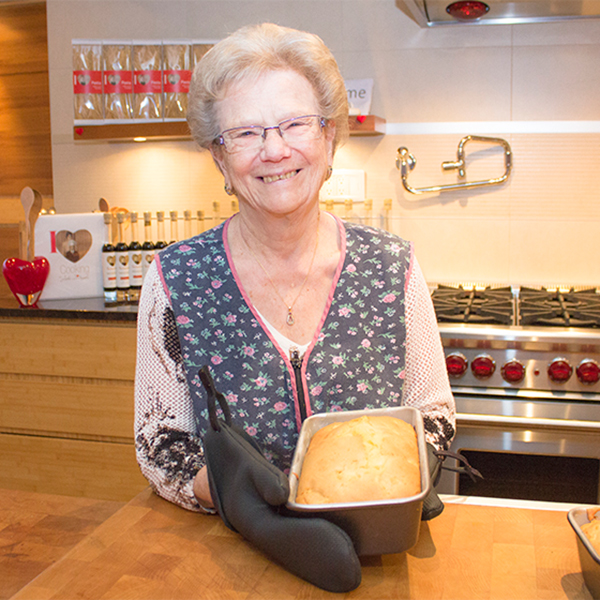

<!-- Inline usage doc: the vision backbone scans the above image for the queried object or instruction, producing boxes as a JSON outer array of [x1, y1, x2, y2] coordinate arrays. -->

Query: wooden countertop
[[0, 488, 124, 600], [8, 487, 593, 600]]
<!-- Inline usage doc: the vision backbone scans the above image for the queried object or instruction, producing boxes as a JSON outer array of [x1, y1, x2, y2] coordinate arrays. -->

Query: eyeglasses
[[215, 115, 327, 154]]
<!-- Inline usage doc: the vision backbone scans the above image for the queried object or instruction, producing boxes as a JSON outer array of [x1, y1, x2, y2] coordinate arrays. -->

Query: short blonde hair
[[187, 23, 349, 154]]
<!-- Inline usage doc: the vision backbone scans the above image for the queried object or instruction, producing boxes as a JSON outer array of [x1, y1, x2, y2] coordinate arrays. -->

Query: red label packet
[[104, 70, 133, 94], [73, 70, 102, 94]]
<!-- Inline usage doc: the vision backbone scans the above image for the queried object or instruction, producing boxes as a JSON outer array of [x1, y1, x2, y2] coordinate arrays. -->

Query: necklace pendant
[[286, 309, 295, 326]]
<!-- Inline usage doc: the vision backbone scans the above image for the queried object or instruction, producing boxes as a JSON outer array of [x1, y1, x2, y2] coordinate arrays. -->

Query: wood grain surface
[[9, 487, 594, 600], [0, 223, 25, 299], [0, 321, 137, 381], [0, 319, 146, 501], [0, 433, 148, 502], [0, 488, 123, 600], [0, 2, 53, 197]]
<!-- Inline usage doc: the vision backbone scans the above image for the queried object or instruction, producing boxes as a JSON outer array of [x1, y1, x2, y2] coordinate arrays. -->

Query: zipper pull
[[290, 346, 302, 369]]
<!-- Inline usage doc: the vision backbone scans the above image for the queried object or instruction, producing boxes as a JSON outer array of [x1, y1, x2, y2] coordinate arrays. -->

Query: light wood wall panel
[[0, 222, 25, 299], [0, 321, 137, 380], [0, 2, 49, 75], [0, 1, 53, 198], [0, 374, 134, 441], [0, 433, 147, 501], [0, 318, 144, 501]]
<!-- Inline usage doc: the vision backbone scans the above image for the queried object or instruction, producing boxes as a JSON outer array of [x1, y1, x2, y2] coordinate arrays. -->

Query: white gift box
[[35, 213, 105, 300]]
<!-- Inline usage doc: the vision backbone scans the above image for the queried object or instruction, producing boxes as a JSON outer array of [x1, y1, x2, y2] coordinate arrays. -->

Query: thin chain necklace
[[240, 213, 320, 326]]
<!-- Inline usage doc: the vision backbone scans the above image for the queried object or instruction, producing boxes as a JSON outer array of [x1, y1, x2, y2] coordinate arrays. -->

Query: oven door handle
[[457, 413, 600, 432]]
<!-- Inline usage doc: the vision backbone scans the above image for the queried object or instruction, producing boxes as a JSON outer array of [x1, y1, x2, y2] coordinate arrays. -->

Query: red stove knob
[[576, 359, 600, 384], [501, 359, 525, 383], [471, 354, 496, 379], [446, 352, 468, 378], [547, 358, 573, 383]]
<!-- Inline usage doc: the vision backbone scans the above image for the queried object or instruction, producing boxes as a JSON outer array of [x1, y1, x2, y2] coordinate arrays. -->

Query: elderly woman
[[135, 23, 455, 516]]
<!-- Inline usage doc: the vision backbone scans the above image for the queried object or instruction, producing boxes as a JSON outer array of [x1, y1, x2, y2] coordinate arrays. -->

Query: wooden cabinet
[[0, 316, 148, 501]]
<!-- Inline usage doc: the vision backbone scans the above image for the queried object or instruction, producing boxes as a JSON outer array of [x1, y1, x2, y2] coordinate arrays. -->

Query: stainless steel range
[[431, 284, 600, 504]]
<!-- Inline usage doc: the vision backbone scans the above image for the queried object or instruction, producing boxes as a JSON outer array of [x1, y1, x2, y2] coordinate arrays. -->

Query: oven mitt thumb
[[199, 366, 362, 593], [422, 443, 484, 521]]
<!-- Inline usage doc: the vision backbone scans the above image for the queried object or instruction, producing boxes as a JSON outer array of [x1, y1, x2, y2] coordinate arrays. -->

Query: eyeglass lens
[[219, 115, 324, 153]]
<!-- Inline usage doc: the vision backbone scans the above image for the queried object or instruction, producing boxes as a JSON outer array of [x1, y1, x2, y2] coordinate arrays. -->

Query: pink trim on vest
[[222, 213, 348, 428], [154, 253, 172, 304], [301, 214, 347, 419], [405, 241, 415, 296]]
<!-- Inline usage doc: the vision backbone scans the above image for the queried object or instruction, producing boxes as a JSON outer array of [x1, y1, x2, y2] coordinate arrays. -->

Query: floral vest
[[156, 216, 412, 471]]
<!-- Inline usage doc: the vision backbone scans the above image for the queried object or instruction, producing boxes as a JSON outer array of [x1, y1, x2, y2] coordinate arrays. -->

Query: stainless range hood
[[396, 0, 600, 26]]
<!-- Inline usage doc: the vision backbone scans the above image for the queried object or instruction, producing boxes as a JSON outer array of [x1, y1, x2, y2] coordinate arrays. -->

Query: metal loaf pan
[[568, 507, 600, 599], [286, 406, 431, 556]]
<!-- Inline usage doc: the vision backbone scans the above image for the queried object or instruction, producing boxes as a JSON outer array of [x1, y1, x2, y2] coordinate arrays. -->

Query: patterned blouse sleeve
[[134, 259, 208, 512], [403, 254, 456, 450]]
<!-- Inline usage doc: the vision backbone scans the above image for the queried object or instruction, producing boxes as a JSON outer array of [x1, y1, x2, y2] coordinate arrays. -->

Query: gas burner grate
[[519, 287, 600, 328], [431, 285, 515, 325]]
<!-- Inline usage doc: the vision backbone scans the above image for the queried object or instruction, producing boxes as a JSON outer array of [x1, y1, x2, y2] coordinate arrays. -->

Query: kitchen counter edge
[[0, 297, 138, 322]]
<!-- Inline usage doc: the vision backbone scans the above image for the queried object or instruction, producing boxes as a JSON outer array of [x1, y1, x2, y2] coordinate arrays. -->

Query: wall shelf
[[348, 115, 386, 136], [73, 121, 191, 142], [73, 115, 386, 143]]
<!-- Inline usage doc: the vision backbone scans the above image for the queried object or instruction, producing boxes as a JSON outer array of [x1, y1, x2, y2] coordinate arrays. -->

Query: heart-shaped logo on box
[[56, 230, 92, 263], [2, 257, 50, 307]]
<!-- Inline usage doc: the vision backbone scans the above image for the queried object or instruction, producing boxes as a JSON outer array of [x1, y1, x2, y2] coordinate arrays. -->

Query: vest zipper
[[290, 347, 307, 422]]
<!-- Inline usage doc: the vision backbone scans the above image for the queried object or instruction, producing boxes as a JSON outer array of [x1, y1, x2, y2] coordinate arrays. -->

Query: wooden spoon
[[20, 187, 35, 260], [20, 187, 43, 261], [28, 190, 43, 261]]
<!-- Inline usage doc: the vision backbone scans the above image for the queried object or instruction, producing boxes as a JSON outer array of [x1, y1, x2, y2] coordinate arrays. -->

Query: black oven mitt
[[198, 366, 362, 593], [422, 443, 484, 521]]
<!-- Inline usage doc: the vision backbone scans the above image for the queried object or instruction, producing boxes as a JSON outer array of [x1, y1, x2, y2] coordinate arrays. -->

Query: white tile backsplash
[[46, 0, 600, 286], [512, 44, 600, 121], [509, 219, 600, 286]]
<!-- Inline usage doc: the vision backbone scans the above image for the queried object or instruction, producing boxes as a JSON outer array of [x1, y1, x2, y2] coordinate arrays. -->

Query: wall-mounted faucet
[[396, 135, 513, 195]]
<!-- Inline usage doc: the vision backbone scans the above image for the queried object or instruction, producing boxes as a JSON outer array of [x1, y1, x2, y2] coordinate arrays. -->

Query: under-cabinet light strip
[[386, 121, 600, 135]]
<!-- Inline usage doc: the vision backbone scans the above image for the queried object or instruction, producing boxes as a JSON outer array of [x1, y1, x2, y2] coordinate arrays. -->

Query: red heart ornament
[[357, 115, 367, 124], [2, 256, 50, 307]]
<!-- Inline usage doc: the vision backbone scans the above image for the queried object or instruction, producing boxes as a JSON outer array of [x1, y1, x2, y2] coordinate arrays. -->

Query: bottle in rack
[[142, 212, 155, 282], [212, 200, 221, 226], [364, 198, 373, 227], [154, 211, 168, 250], [325, 198, 334, 216], [344, 198, 354, 223], [196, 210, 205, 235], [115, 212, 130, 303], [169, 210, 179, 244], [383, 198, 392, 232], [101, 212, 117, 305], [183, 210, 192, 240], [128, 212, 143, 303]]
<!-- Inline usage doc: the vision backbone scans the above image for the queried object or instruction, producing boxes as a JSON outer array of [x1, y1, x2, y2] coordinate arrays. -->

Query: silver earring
[[224, 183, 234, 196], [325, 166, 333, 181]]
